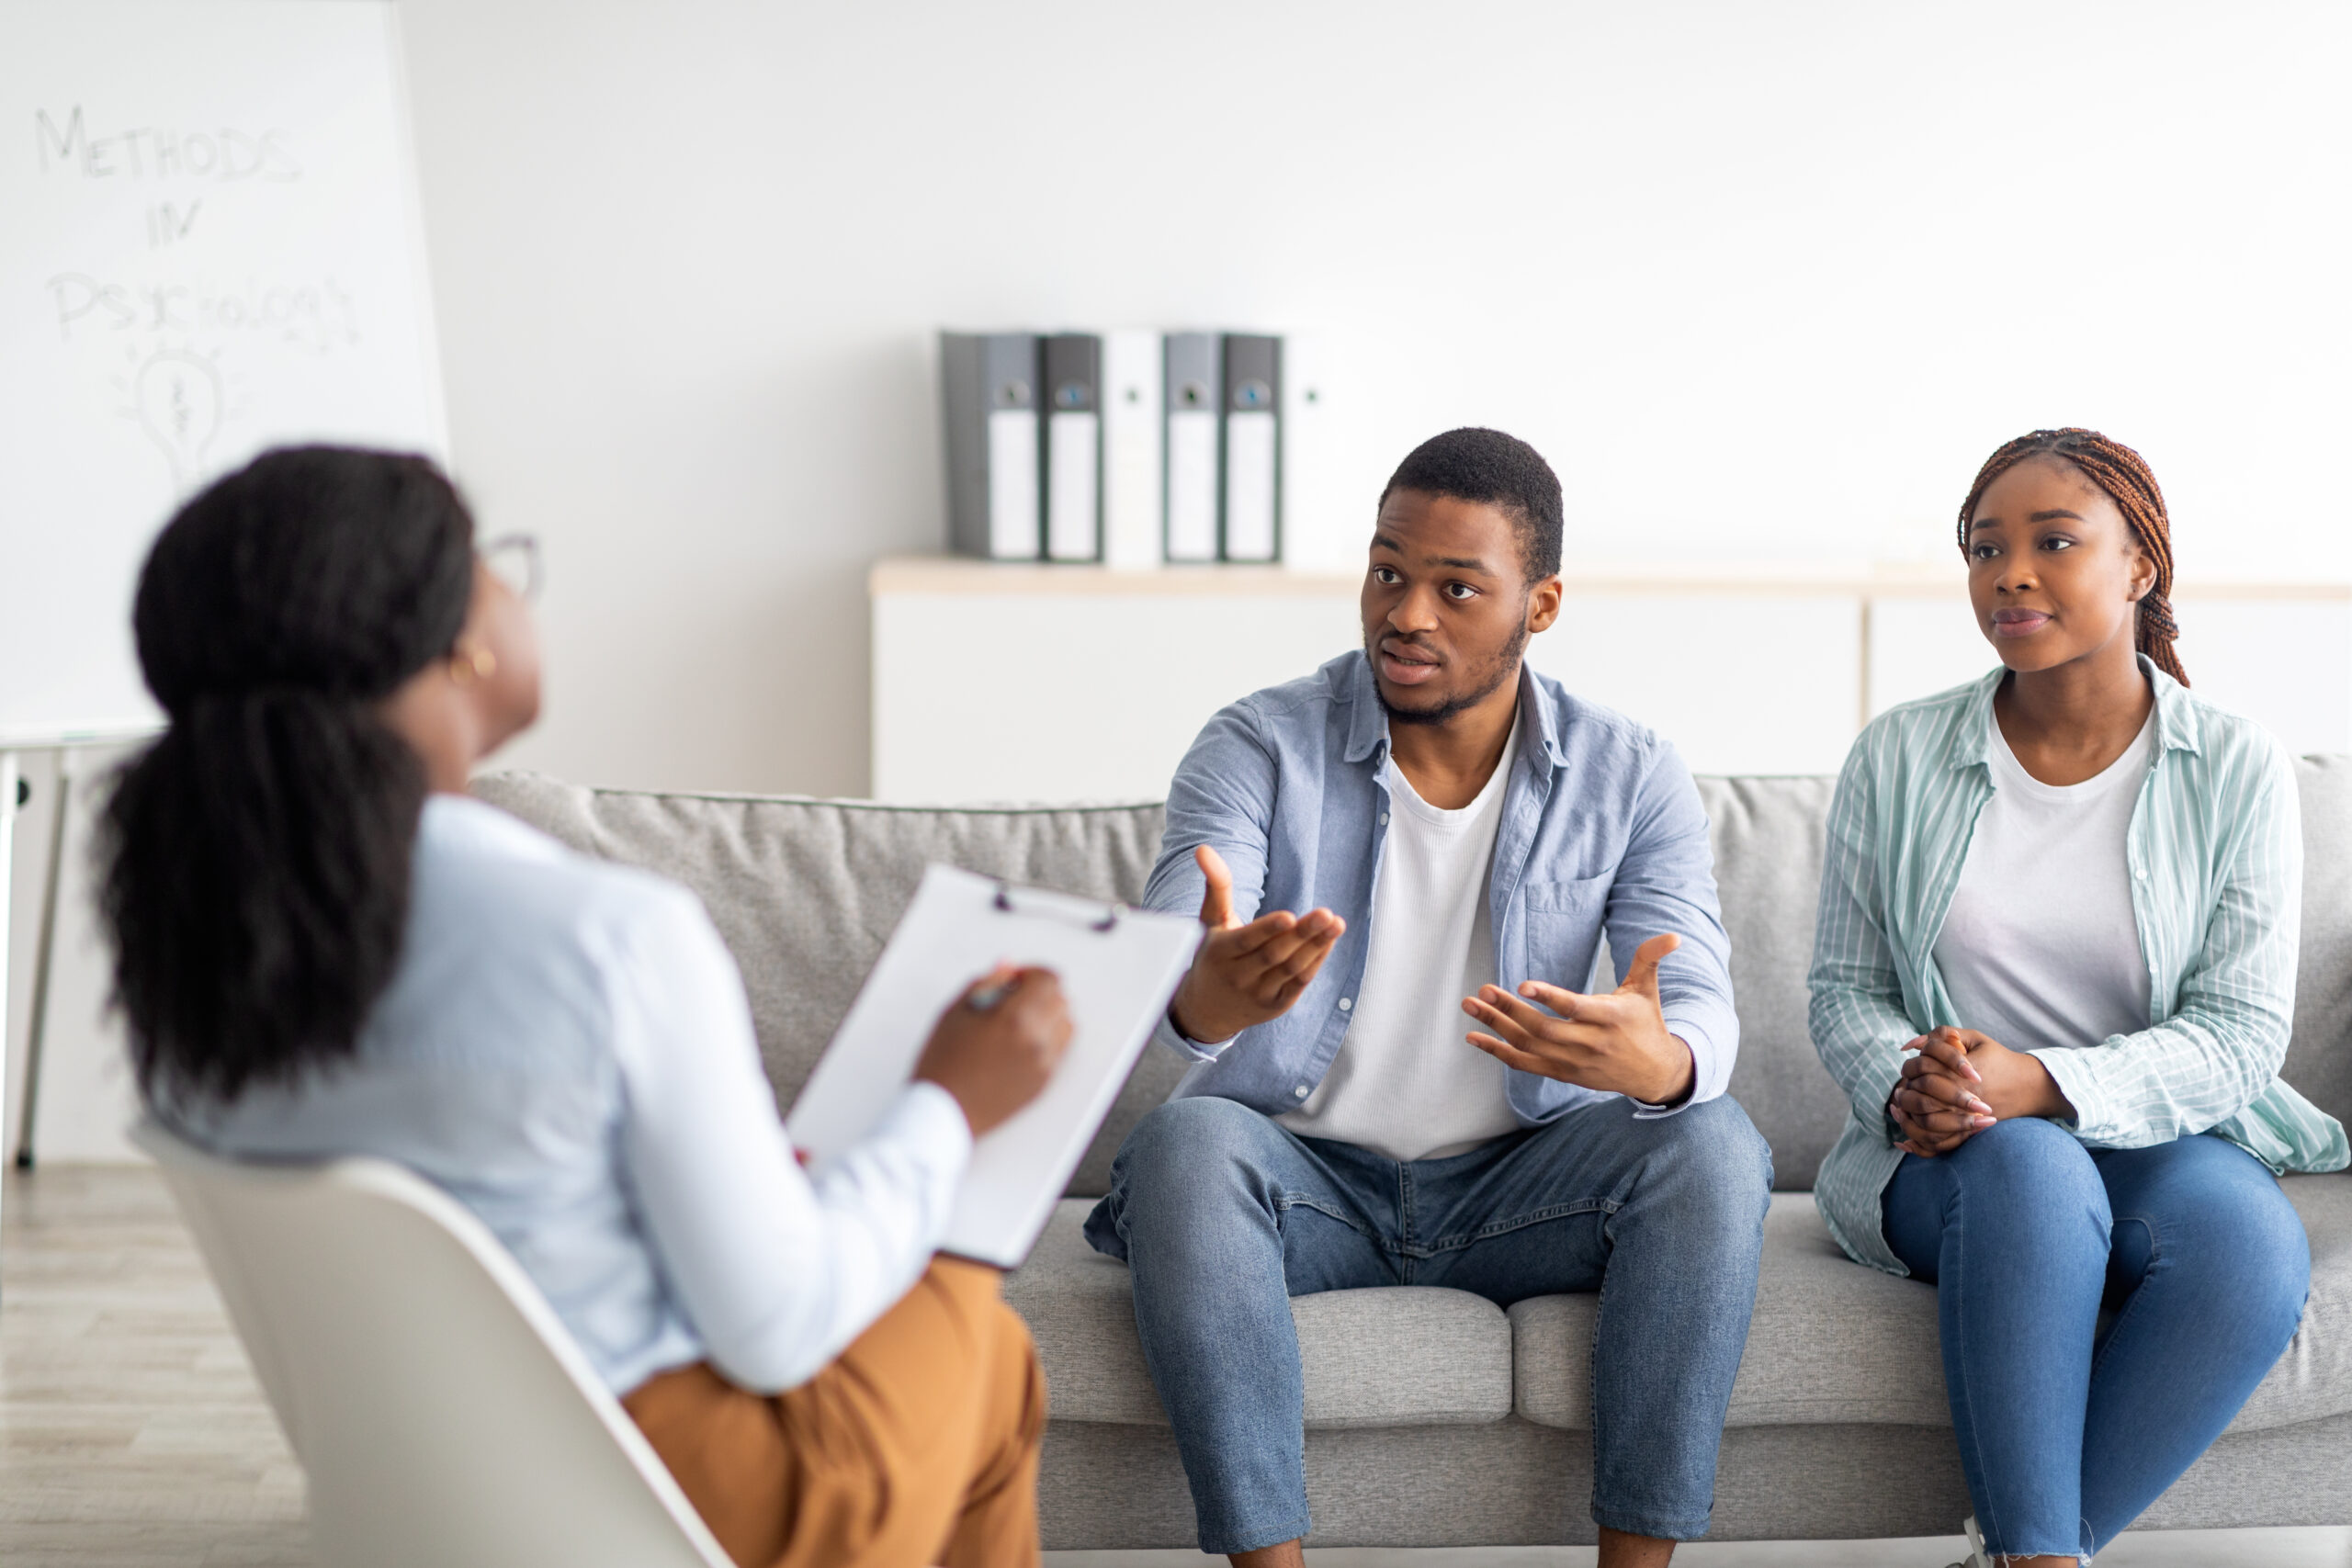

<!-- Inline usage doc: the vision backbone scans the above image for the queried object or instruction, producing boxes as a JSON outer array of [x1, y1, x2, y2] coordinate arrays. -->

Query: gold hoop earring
[[449, 644, 498, 685]]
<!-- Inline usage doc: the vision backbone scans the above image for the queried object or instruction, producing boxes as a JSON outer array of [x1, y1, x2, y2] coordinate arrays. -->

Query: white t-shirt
[[1278, 715, 1524, 1161], [1932, 708, 2157, 1055]]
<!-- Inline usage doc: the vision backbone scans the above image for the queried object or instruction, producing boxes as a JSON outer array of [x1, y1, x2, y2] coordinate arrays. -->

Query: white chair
[[133, 1118, 733, 1568]]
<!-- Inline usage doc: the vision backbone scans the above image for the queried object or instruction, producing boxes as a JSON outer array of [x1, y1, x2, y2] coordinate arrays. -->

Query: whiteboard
[[0, 0, 446, 745]]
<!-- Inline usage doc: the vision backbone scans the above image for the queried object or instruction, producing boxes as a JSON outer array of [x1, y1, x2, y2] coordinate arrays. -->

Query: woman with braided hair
[[1806, 429, 2347, 1566], [104, 446, 1071, 1568]]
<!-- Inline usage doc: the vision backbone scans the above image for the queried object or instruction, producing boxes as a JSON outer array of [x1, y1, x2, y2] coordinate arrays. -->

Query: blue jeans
[[1084, 1094, 1773, 1553], [1883, 1119, 2311, 1562]]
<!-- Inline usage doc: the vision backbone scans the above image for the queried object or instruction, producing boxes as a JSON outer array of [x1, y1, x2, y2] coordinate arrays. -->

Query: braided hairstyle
[[99, 446, 477, 1103], [1954, 428, 2188, 687]]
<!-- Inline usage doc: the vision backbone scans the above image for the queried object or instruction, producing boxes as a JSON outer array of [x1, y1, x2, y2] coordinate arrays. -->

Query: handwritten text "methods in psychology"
[[35, 107, 301, 184]]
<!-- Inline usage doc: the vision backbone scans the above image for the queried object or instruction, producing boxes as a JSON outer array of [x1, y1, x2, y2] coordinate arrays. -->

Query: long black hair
[[100, 446, 477, 1102]]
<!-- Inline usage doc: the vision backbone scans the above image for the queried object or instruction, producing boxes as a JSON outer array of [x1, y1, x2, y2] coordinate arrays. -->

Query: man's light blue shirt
[[1145, 650, 1739, 1124]]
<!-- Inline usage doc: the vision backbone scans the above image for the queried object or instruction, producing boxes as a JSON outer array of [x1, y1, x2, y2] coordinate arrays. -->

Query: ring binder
[[941, 332, 1043, 559]]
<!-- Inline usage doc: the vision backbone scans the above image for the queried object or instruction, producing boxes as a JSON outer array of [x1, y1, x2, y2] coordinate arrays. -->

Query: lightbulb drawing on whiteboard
[[130, 348, 225, 495]]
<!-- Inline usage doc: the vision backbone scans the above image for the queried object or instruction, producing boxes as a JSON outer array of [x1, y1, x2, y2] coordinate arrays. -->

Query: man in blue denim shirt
[[1084, 429, 1771, 1568]]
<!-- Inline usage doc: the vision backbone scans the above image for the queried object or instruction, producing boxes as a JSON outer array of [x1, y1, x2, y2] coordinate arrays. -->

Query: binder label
[[987, 406, 1040, 559], [1166, 408, 1219, 562], [1046, 410, 1100, 560], [1224, 409, 1278, 562]]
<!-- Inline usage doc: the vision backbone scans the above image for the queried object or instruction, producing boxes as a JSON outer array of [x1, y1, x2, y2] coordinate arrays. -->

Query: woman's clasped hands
[[1888, 1025, 2076, 1157]]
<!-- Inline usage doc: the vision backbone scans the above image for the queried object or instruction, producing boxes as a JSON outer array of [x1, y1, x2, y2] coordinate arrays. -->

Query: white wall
[[392, 0, 2352, 798]]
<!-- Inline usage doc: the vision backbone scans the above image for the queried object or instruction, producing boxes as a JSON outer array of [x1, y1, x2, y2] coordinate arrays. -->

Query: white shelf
[[871, 556, 2352, 601], [872, 558, 2352, 805]]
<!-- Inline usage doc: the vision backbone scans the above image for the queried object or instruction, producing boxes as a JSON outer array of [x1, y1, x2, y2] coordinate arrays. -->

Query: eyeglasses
[[481, 534, 542, 604]]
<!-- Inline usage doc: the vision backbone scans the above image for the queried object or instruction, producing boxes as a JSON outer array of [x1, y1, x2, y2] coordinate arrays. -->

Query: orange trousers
[[623, 1259, 1046, 1568]]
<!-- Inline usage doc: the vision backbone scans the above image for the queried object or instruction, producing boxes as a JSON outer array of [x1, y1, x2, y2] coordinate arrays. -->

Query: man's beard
[[1370, 618, 1530, 728]]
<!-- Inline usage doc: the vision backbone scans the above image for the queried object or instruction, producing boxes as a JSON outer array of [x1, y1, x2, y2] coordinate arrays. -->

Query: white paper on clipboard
[[786, 863, 1201, 1269]]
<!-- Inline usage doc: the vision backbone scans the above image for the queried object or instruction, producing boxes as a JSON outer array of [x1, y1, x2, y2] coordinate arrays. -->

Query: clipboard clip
[[993, 881, 1120, 932]]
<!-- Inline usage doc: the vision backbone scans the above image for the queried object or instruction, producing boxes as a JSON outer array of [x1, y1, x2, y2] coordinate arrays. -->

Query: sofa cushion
[[1512, 1177, 2352, 1433], [469, 773, 1182, 1195], [1694, 776, 1844, 1190], [2286, 756, 2352, 1132], [1004, 1200, 1511, 1428]]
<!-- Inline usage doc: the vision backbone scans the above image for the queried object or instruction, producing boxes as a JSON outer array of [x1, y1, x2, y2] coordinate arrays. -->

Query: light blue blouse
[[161, 795, 972, 1394]]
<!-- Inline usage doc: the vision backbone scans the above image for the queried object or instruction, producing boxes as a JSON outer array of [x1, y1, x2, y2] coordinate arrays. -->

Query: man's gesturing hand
[[1459, 933, 1696, 1105], [1166, 845, 1346, 1045]]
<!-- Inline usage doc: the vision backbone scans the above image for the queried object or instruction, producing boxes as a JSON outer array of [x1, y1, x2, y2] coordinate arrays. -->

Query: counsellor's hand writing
[[1167, 845, 1347, 1045], [1888, 1026, 2075, 1157], [914, 965, 1074, 1135], [1459, 933, 1696, 1105]]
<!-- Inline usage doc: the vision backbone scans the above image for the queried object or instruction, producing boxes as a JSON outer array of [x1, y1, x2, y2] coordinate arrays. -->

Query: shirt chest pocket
[[1520, 874, 1612, 989]]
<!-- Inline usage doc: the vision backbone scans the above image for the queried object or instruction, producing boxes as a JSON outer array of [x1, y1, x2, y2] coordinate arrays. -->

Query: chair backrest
[[132, 1120, 730, 1568]]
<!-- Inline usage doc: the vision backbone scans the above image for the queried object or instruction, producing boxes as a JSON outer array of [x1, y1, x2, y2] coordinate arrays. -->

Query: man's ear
[[1526, 575, 1564, 636]]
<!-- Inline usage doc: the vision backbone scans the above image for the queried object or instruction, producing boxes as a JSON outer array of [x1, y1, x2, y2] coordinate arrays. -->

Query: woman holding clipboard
[[102, 446, 1070, 1568]]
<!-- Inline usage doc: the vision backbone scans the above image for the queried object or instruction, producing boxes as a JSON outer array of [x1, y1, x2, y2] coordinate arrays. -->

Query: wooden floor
[[4, 1165, 2346, 1568], [0, 1165, 307, 1566]]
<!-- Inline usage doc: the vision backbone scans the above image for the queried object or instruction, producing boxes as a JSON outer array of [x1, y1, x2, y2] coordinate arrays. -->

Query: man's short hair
[[1378, 427, 1564, 582]]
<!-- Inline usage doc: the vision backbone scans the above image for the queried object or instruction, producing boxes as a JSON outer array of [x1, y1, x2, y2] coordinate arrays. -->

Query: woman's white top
[[1277, 711, 1525, 1161], [163, 795, 971, 1397], [1932, 708, 2159, 1054]]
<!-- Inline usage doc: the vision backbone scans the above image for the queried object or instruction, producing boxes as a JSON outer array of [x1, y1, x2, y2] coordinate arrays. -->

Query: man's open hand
[[1166, 845, 1346, 1044], [1460, 933, 1695, 1104]]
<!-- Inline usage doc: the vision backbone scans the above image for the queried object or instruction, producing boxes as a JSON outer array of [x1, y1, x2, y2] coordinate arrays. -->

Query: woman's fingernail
[[1973, 1114, 1996, 1127]]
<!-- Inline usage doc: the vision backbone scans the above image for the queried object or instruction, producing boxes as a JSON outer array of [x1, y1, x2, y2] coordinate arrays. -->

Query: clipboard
[[785, 863, 1202, 1268]]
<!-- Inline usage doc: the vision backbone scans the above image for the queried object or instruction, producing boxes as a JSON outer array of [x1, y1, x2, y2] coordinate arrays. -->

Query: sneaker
[[1942, 1516, 1990, 1568]]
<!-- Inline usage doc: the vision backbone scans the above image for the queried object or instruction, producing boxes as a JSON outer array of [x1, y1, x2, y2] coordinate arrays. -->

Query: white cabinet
[[871, 558, 2351, 805]]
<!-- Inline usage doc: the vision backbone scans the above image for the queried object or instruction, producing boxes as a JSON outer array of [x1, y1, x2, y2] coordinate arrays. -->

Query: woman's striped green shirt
[[1807, 660, 2350, 1275]]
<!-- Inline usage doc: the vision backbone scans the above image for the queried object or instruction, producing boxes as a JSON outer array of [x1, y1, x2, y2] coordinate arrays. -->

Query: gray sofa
[[472, 765, 2352, 1549]]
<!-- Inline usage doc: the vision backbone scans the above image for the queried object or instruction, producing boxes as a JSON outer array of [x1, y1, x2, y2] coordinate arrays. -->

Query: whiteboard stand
[[0, 730, 157, 1193], [0, 749, 17, 1271], [12, 742, 79, 1169]]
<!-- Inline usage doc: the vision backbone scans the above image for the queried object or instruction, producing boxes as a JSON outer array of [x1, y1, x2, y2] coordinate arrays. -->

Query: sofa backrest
[[472, 760, 2352, 1195], [2285, 757, 2352, 1138], [1697, 775, 1845, 1190], [469, 773, 1182, 1196]]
